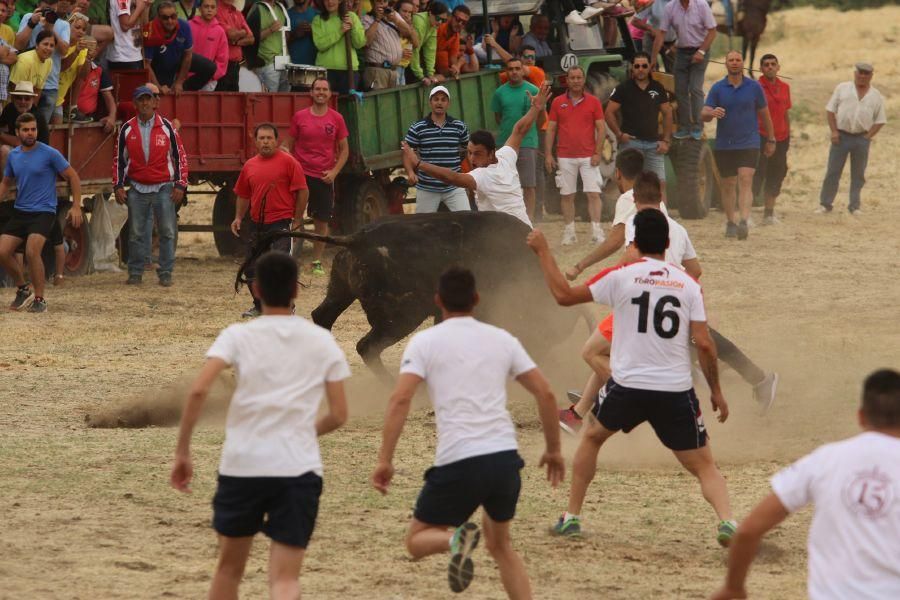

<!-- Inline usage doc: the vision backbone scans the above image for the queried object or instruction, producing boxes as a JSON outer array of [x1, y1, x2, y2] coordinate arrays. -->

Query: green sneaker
[[717, 519, 738, 547], [311, 260, 325, 276], [551, 515, 582, 538], [448, 522, 479, 593]]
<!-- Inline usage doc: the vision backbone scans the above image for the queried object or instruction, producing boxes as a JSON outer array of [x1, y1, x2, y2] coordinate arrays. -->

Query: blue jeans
[[622, 138, 666, 181], [674, 49, 709, 133], [819, 132, 870, 212], [254, 62, 289, 92], [36, 88, 58, 124], [127, 184, 177, 277]]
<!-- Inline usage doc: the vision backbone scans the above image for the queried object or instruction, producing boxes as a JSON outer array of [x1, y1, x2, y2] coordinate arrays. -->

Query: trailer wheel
[[343, 179, 388, 233], [673, 139, 716, 219], [213, 186, 246, 257], [63, 216, 92, 276]]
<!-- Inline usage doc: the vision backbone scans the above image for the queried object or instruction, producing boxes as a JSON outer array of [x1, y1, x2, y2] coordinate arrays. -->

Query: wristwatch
[[697, 49, 706, 56], [767, 138, 776, 143]]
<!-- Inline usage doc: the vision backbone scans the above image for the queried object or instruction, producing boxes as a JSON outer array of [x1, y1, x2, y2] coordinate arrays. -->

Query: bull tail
[[234, 230, 355, 293]]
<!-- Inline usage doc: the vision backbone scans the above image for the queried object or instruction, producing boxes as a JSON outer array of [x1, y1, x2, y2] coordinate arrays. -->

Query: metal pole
[[344, 29, 354, 93], [482, 0, 491, 64]]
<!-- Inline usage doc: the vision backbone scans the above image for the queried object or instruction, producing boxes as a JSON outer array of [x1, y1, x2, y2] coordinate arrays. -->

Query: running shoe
[[673, 129, 691, 140], [311, 260, 326, 276], [9, 285, 34, 311], [690, 128, 703, 141], [849, 208, 863, 216], [561, 228, 577, 246], [737, 219, 749, 240], [126, 274, 142, 285], [717, 519, 738, 547], [158, 274, 173, 287], [551, 515, 582, 538], [566, 389, 583, 404], [558, 406, 583, 435], [591, 224, 605, 244], [448, 522, 479, 593], [725, 222, 738, 238], [27, 298, 48, 313], [241, 306, 261, 319], [813, 205, 832, 214], [762, 215, 780, 226], [753, 372, 779, 414]]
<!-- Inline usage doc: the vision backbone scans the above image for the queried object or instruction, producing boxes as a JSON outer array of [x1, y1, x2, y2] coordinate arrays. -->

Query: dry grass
[[1, 7, 899, 599]]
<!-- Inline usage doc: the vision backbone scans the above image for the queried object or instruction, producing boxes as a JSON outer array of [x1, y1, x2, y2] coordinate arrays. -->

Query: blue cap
[[133, 85, 155, 100]]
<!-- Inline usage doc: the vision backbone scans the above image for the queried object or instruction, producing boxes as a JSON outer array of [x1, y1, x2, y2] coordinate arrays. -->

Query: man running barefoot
[[372, 267, 564, 598], [528, 210, 738, 547], [171, 252, 350, 599]]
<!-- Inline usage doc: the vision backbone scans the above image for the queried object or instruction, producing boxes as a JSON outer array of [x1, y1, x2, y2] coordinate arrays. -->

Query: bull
[[237, 212, 591, 379]]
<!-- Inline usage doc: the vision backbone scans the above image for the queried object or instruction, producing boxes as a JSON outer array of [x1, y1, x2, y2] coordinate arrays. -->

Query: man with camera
[[14, 0, 71, 124], [361, 0, 413, 90]]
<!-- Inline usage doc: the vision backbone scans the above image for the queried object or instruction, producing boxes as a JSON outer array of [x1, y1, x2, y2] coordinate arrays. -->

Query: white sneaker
[[813, 206, 832, 214], [581, 6, 604, 19], [561, 226, 577, 246], [591, 223, 605, 244], [565, 10, 589, 25], [746, 217, 756, 228], [762, 215, 780, 225], [849, 208, 863, 216]]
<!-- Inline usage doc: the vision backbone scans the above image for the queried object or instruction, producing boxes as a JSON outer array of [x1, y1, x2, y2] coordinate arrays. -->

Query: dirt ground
[[2, 7, 899, 599]]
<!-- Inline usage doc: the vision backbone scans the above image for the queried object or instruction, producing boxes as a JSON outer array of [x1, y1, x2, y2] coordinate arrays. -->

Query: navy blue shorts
[[592, 378, 707, 451], [414, 450, 525, 526], [212, 472, 322, 548]]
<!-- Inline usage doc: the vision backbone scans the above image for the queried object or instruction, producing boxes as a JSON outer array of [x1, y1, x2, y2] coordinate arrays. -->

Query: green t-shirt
[[491, 80, 539, 149], [257, 1, 289, 64]]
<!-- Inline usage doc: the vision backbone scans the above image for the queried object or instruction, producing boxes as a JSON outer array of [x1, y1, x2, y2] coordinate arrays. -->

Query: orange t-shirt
[[499, 66, 545, 87], [434, 22, 460, 74]]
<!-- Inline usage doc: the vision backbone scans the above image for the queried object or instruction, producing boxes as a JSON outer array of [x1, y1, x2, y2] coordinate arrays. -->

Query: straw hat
[[9, 81, 38, 97]]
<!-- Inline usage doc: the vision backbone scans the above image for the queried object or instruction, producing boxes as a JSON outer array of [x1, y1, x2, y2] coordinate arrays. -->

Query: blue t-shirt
[[145, 19, 194, 77], [17, 15, 71, 90], [5, 142, 70, 214], [705, 76, 767, 150], [288, 6, 318, 65]]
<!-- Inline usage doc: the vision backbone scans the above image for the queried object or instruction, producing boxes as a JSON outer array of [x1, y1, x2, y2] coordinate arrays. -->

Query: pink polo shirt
[[190, 16, 229, 80], [216, 0, 254, 63]]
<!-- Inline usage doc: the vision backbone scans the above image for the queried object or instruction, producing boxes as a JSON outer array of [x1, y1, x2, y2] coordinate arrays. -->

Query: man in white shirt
[[712, 369, 900, 600], [371, 267, 564, 598], [528, 209, 738, 547], [170, 251, 350, 600], [817, 62, 887, 215], [107, 0, 151, 70], [400, 81, 552, 228]]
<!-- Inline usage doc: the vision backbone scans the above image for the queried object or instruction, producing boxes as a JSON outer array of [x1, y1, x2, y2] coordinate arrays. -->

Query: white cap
[[429, 85, 450, 99]]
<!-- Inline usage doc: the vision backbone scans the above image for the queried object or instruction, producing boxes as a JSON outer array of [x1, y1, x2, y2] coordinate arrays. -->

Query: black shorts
[[714, 148, 760, 178], [2, 209, 56, 241], [306, 176, 334, 222], [15, 218, 62, 254], [212, 472, 323, 548], [753, 137, 789, 196], [414, 450, 525, 526], [592, 378, 707, 451]]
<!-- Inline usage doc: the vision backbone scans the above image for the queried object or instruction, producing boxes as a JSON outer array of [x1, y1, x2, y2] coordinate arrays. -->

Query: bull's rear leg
[[356, 305, 431, 382], [311, 251, 356, 330]]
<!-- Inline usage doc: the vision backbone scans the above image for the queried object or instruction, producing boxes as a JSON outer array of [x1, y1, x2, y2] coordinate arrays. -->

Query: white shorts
[[556, 157, 603, 196]]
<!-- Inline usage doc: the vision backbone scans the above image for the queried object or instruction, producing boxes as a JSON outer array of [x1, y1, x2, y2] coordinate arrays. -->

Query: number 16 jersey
[[588, 257, 706, 392]]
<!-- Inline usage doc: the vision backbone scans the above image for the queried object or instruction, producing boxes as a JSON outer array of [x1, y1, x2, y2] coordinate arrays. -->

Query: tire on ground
[[673, 138, 716, 219], [341, 178, 388, 234]]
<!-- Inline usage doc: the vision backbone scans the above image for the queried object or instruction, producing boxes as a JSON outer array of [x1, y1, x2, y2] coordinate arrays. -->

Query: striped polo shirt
[[404, 113, 469, 193]]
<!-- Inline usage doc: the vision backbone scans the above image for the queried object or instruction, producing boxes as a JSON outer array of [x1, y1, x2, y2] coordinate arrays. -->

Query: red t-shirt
[[548, 92, 604, 158], [435, 22, 460, 74], [77, 64, 103, 115], [234, 151, 308, 224], [757, 76, 791, 141], [289, 107, 349, 179]]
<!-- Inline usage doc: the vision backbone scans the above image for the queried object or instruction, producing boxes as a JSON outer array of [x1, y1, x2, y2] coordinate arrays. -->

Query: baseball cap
[[133, 85, 155, 100], [429, 85, 450, 99], [855, 61, 873, 73]]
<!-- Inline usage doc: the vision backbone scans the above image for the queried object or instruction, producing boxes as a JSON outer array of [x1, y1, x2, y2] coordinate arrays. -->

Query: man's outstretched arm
[[526, 229, 593, 306]]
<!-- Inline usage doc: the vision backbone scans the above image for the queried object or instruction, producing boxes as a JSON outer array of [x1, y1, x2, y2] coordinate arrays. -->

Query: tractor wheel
[[342, 179, 388, 234], [62, 214, 92, 276], [213, 185, 246, 258], [673, 139, 716, 219]]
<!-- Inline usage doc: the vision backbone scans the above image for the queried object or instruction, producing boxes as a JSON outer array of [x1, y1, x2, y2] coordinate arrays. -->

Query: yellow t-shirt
[[0, 23, 14, 46], [56, 48, 89, 106], [10, 50, 53, 90]]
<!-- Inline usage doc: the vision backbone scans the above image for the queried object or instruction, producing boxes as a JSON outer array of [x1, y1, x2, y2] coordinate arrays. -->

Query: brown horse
[[735, 0, 772, 75]]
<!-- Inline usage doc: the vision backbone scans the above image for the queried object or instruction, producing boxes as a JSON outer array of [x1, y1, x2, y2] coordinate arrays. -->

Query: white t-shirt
[[468, 146, 533, 228], [771, 431, 900, 600], [625, 212, 698, 266], [612, 188, 668, 227], [826, 82, 888, 135], [588, 257, 706, 391], [206, 316, 352, 477], [399, 316, 536, 466], [108, 0, 144, 63]]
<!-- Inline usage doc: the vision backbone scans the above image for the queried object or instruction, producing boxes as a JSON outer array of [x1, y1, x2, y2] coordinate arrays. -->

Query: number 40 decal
[[630, 292, 681, 338]]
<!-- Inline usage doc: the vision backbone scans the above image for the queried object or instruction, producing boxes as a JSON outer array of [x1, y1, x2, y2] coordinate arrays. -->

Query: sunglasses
[[436, 16, 448, 23], [633, 63, 650, 69], [522, 54, 536, 60], [159, 13, 177, 20]]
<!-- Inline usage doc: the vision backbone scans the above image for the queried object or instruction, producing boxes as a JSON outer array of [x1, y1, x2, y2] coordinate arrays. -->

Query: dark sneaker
[[558, 406, 583, 435], [241, 306, 261, 319], [126, 274, 142, 285], [737, 220, 749, 241], [725, 222, 738, 238], [158, 274, 173, 287], [9, 286, 34, 311], [551, 515, 582, 538], [717, 519, 738, 547], [448, 522, 479, 593], [71, 111, 93, 124], [27, 298, 48, 313], [753, 372, 779, 414], [673, 129, 691, 140]]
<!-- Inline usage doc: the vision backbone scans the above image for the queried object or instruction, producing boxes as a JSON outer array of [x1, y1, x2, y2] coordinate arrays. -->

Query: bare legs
[[720, 167, 756, 224], [209, 536, 307, 600], [674, 445, 733, 521]]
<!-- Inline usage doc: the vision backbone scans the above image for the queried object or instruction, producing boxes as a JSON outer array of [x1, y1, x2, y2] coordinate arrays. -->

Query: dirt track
[[2, 7, 900, 599]]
